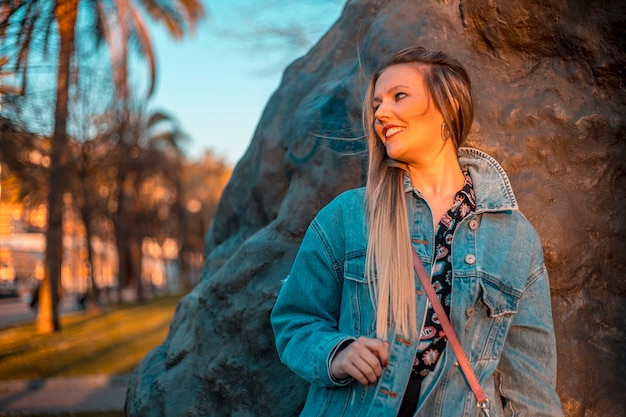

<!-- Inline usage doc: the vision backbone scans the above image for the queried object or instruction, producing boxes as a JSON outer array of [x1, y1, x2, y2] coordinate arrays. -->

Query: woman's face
[[372, 64, 445, 166]]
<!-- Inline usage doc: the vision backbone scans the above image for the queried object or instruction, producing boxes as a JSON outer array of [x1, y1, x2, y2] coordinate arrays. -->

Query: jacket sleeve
[[495, 263, 565, 417], [270, 218, 355, 387]]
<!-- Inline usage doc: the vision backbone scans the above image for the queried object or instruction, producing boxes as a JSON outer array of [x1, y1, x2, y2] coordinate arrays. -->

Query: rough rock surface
[[125, 1, 626, 416]]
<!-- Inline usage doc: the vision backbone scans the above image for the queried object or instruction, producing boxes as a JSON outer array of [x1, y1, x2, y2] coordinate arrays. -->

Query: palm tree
[[68, 105, 186, 309], [176, 151, 231, 290], [108, 106, 188, 304], [71, 133, 110, 314], [0, 0, 204, 333]]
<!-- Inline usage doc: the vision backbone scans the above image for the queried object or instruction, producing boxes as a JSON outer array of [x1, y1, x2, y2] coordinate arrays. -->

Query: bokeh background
[[0, 1, 343, 415]]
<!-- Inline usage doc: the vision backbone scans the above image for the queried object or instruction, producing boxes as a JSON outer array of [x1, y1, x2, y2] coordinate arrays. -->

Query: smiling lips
[[382, 125, 405, 139]]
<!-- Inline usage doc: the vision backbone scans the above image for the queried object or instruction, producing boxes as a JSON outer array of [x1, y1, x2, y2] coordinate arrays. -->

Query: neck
[[408, 143, 465, 228], [408, 145, 465, 202]]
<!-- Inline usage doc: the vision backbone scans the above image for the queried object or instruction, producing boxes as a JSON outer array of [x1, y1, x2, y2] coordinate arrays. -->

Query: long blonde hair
[[363, 47, 474, 339]]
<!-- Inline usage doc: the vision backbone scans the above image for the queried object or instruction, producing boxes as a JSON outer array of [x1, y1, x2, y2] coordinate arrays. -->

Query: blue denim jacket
[[271, 148, 564, 417]]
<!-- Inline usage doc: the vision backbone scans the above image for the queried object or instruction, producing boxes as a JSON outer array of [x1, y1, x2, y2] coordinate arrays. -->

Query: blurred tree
[[176, 151, 231, 290], [0, 56, 22, 105], [71, 133, 111, 313], [213, 0, 345, 74], [0, 0, 204, 332], [77, 103, 189, 303], [67, 75, 116, 314], [109, 106, 187, 304], [97, 107, 232, 296], [0, 116, 49, 206]]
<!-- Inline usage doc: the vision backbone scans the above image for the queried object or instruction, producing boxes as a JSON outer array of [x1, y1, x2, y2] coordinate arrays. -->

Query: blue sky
[[145, 1, 345, 165]]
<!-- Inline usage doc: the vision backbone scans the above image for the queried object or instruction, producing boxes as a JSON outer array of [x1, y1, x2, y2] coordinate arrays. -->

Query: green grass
[[0, 294, 182, 381]]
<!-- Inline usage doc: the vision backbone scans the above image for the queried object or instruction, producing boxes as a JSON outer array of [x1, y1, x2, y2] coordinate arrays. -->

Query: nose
[[374, 101, 390, 124]]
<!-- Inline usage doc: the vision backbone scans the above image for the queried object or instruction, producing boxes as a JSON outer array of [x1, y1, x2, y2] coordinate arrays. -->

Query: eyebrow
[[373, 84, 412, 103]]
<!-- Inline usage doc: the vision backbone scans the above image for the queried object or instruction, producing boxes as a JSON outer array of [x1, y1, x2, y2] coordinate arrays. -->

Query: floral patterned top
[[399, 172, 476, 416], [413, 172, 476, 375]]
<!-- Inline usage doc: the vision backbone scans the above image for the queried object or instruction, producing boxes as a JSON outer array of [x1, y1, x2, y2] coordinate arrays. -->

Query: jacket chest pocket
[[341, 254, 376, 337], [464, 278, 520, 361]]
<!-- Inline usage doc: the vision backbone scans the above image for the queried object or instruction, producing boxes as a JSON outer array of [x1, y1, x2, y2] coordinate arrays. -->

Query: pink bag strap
[[411, 247, 491, 416]]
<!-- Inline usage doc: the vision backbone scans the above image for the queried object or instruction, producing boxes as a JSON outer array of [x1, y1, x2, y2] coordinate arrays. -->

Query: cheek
[[407, 110, 442, 134], [374, 123, 384, 140]]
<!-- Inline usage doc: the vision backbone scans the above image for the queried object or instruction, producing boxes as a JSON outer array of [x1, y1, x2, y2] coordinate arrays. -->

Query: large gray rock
[[125, 1, 626, 416]]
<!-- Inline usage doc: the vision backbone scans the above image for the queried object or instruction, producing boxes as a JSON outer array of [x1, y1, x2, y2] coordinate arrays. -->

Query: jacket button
[[468, 219, 479, 230], [380, 389, 399, 398], [454, 361, 459, 367], [415, 290, 424, 296], [466, 307, 475, 317], [464, 254, 476, 265]]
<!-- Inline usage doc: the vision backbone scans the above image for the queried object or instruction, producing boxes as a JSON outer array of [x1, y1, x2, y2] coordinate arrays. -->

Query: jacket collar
[[403, 147, 518, 213], [458, 147, 518, 213]]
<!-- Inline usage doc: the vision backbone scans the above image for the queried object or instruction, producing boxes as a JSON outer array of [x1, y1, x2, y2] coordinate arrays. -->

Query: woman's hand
[[330, 337, 390, 385]]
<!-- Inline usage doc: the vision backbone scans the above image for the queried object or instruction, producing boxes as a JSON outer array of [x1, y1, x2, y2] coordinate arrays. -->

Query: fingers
[[371, 339, 390, 369], [330, 337, 390, 385]]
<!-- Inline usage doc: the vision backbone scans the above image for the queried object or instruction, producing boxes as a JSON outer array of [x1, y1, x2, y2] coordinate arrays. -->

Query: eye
[[395, 92, 407, 101]]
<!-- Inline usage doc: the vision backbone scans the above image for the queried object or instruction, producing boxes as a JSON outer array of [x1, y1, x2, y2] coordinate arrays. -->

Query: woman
[[271, 47, 564, 416]]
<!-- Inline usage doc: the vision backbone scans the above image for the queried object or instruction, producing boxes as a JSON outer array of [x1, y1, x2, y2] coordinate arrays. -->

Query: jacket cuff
[[323, 336, 357, 386]]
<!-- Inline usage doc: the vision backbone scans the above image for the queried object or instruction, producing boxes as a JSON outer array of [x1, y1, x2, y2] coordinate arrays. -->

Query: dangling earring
[[441, 121, 451, 142]]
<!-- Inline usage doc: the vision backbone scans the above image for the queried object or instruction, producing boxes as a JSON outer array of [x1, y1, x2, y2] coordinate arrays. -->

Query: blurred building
[[0, 201, 44, 297], [0, 195, 182, 302]]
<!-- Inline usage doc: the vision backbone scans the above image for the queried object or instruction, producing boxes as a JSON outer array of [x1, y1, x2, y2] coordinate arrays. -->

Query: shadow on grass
[[1, 294, 183, 380], [31, 315, 172, 379]]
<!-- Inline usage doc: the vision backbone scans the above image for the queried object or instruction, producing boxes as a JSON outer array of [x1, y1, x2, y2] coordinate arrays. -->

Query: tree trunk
[[38, 0, 79, 333], [76, 144, 101, 313], [130, 234, 144, 304], [113, 150, 130, 304], [113, 37, 135, 303], [174, 176, 192, 291], [113, 188, 131, 303], [80, 204, 102, 314]]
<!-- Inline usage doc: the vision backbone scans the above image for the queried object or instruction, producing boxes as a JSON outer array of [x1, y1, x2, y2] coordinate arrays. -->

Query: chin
[[384, 146, 405, 162]]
